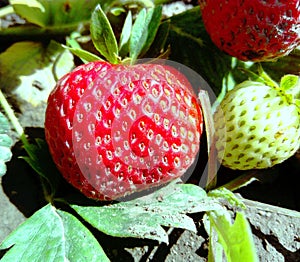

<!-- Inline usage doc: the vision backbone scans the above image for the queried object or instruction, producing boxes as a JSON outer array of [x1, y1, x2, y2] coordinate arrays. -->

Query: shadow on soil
[[1, 127, 300, 261]]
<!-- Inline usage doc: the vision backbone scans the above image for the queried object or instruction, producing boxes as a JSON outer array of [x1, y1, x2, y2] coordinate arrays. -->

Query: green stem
[[169, 24, 204, 46], [219, 171, 260, 192], [0, 89, 23, 136], [0, 89, 29, 147]]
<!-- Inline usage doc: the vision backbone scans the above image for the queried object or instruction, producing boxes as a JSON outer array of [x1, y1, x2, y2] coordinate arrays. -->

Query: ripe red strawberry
[[199, 0, 300, 61], [45, 61, 203, 200]]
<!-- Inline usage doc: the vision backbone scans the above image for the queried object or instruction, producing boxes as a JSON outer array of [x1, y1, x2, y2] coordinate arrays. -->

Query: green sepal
[[90, 4, 119, 64], [280, 74, 300, 100], [129, 6, 162, 61], [119, 11, 132, 57], [63, 45, 102, 63], [65, 33, 102, 63]]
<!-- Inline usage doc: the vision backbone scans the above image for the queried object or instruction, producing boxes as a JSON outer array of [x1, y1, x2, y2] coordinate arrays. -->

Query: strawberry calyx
[[66, 4, 164, 66], [240, 65, 300, 108]]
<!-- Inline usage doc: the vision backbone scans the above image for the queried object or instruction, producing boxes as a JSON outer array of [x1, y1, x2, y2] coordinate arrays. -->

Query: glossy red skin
[[199, 0, 300, 61], [45, 61, 203, 200]]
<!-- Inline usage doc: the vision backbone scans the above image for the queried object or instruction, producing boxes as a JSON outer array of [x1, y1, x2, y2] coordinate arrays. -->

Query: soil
[[1, 1, 300, 261]]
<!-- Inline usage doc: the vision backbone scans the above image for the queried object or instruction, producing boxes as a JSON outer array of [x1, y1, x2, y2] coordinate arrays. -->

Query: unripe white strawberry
[[214, 80, 300, 170]]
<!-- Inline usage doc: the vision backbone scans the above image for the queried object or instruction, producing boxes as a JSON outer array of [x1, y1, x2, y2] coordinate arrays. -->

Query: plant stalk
[[0, 89, 29, 146]]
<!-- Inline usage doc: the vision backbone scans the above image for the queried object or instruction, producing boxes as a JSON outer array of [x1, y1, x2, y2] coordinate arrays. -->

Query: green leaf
[[11, 0, 100, 27], [119, 10, 132, 57], [140, 6, 162, 56], [0, 204, 109, 262], [10, 0, 44, 9], [10, 0, 46, 27], [91, 4, 119, 64], [0, 112, 13, 177], [129, 6, 162, 61], [280, 74, 299, 90], [22, 139, 62, 200], [280, 74, 300, 100], [207, 210, 258, 262], [72, 181, 221, 244], [0, 41, 74, 106]]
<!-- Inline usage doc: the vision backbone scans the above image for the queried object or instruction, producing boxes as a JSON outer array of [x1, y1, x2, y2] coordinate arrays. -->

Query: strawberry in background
[[199, 0, 300, 61]]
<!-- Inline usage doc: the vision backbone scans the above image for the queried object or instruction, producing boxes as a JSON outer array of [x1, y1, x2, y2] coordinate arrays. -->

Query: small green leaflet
[[280, 74, 299, 91], [72, 181, 221, 244], [129, 6, 162, 61], [0, 204, 109, 262], [0, 112, 13, 177], [280, 74, 300, 101], [91, 4, 119, 64]]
